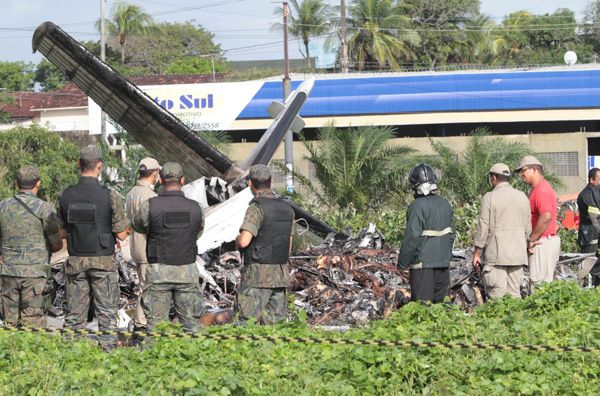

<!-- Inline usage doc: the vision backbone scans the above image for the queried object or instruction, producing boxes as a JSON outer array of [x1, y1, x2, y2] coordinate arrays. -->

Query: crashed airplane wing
[[33, 21, 338, 237], [32, 21, 244, 183]]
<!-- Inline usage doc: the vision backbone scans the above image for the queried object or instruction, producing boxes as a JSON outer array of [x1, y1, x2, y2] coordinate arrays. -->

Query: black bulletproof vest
[[59, 177, 115, 257], [246, 196, 294, 264], [146, 190, 203, 265]]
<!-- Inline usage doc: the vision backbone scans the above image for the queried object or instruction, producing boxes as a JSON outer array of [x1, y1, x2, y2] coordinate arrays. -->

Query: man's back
[[126, 181, 157, 264], [0, 193, 57, 277], [476, 182, 530, 266], [399, 194, 454, 269]]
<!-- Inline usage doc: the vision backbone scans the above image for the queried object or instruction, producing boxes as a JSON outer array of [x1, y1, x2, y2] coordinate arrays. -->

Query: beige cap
[[514, 155, 543, 172], [138, 157, 161, 171], [489, 163, 510, 176]]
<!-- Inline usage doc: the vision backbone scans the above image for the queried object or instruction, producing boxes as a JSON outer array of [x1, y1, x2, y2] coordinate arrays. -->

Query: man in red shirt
[[515, 155, 560, 291]]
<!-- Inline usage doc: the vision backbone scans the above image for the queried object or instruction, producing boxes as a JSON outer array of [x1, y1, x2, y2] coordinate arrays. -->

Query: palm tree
[[429, 128, 562, 204], [457, 15, 507, 65], [273, 0, 333, 68], [347, 0, 419, 70], [96, 2, 153, 64], [498, 11, 534, 64], [299, 125, 418, 211]]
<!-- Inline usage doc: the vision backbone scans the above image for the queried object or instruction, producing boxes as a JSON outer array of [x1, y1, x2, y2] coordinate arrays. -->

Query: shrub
[[0, 125, 79, 201], [0, 282, 597, 394]]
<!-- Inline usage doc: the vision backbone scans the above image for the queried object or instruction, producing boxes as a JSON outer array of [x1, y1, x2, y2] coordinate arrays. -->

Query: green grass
[[0, 282, 598, 395]]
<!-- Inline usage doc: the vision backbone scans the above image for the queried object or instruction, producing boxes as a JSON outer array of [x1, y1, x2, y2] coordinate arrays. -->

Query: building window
[[536, 152, 579, 177]]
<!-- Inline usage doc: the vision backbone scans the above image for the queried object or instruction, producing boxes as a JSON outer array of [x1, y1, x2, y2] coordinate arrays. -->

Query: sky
[[0, 0, 594, 64]]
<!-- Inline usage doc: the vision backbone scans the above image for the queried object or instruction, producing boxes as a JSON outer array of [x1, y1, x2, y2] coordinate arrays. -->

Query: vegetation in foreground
[[0, 282, 597, 395]]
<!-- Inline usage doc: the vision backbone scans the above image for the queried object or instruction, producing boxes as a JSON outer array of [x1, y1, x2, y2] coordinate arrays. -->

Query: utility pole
[[340, 0, 349, 73], [100, 0, 108, 143], [282, 1, 294, 193], [211, 54, 216, 83]]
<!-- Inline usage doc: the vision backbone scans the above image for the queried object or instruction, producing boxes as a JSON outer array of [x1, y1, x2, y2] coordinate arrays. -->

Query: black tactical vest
[[59, 177, 115, 257], [245, 196, 294, 264], [146, 190, 203, 265]]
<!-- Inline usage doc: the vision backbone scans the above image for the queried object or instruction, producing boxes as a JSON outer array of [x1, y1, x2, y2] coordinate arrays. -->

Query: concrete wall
[[38, 107, 88, 132], [228, 131, 591, 195], [0, 119, 36, 131]]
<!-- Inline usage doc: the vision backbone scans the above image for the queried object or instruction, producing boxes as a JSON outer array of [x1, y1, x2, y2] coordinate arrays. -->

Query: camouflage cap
[[80, 145, 102, 162], [160, 162, 183, 179], [248, 164, 271, 181], [16, 164, 40, 182]]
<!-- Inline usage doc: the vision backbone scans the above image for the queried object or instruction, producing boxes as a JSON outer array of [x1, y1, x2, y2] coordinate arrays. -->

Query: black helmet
[[408, 163, 437, 189]]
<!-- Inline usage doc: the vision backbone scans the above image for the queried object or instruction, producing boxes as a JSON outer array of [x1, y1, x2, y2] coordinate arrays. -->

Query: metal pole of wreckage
[[282, 1, 295, 193]]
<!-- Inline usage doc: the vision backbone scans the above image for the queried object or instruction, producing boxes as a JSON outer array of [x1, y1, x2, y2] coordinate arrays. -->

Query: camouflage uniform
[[235, 191, 292, 325], [57, 185, 127, 347], [57, 146, 128, 349], [132, 163, 205, 333], [0, 166, 61, 327]]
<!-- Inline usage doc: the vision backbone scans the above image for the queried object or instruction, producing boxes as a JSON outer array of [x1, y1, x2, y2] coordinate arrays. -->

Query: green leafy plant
[[0, 125, 79, 201], [298, 124, 420, 212], [0, 282, 597, 394], [430, 128, 563, 204]]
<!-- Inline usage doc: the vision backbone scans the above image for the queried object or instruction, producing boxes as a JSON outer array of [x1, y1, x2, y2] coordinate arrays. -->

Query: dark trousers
[[410, 268, 450, 303], [580, 243, 598, 254], [581, 244, 600, 287]]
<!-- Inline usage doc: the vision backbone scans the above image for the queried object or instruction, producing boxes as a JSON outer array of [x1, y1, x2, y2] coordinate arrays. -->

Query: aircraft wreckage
[[31, 22, 597, 329]]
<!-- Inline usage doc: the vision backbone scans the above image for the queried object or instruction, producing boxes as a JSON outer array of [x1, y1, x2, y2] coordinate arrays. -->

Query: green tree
[[582, 0, 600, 56], [0, 61, 35, 91], [165, 57, 227, 75], [458, 15, 507, 65], [97, 2, 153, 64], [0, 93, 13, 123], [347, 0, 419, 70], [400, 0, 480, 67], [124, 21, 224, 75], [273, 0, 333, 68], [498, 8, 590, 65], [34, 59, 68, 92], [498, 11, 536, 64], [0, 125, 79, 201], [299, 125, 418, 211]]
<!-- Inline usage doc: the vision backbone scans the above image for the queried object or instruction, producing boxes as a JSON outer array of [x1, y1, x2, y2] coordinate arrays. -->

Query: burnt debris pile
[[46, 226, 488, 328]]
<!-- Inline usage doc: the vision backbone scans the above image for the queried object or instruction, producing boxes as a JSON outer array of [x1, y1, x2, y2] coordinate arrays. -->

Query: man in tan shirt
[[472, 163, 531, 298], [125, 157, 160, 329]]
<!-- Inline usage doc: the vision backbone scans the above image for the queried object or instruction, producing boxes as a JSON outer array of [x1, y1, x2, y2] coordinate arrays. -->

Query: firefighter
[[398, 163, 455, 303]]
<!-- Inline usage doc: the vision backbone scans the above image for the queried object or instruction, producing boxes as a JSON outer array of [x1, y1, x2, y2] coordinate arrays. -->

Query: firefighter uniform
[[398, 163, 455, 303]]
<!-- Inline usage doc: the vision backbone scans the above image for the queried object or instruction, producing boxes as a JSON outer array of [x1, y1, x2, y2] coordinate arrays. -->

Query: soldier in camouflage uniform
[[57, 146, 129, 349], [235, 164, 294, 324], [0, 165, 63, 326], [132, 162, 204, 333]]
